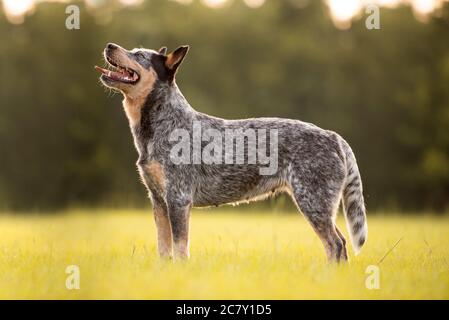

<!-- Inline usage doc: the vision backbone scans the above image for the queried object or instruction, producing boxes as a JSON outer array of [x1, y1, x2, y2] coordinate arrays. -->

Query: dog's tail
[[340, 138, 367, 255]]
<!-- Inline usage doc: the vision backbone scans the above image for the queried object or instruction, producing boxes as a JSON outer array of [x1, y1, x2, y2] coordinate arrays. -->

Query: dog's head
[[95, 43, 189, 99]]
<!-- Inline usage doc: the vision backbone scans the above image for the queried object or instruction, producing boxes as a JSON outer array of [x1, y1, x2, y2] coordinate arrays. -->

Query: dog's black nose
[[107, 43, 118, 50]]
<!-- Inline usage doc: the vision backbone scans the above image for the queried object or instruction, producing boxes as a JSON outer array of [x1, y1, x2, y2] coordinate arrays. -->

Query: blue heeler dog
[[96, 43, 367, 262]]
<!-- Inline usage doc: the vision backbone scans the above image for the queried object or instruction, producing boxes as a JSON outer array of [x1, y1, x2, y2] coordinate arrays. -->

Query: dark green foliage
[[0, 1, 448, 210]]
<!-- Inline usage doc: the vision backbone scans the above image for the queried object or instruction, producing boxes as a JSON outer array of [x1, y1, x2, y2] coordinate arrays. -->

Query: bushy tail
[[340, 139, 367, 255]]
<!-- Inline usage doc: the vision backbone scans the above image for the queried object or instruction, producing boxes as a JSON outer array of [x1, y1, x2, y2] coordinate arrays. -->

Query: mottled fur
[[98, 43, 367, 262]]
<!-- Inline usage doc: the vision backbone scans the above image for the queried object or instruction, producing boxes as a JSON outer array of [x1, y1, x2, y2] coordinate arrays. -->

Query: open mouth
[[95, 57, 139, 84]]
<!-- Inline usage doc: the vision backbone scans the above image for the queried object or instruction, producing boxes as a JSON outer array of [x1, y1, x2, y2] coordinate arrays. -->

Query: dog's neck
[[124, 81, 188, 125], [125, 82, 194, 159]]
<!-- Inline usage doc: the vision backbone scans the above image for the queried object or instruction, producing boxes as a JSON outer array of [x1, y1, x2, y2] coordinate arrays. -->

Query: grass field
[[0, 209, 448, 299]]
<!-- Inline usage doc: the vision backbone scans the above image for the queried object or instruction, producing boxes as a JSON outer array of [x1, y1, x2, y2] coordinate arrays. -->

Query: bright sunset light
[[243, 0, 265, 9], [118, 0, 144, 5], [327, 0, 362, 22], [411, 0, 439, 15], [2, 0, 34, 24], [1, 0, 448, 25], [325, 0, 446, 29], [201, 0, 227, 9]]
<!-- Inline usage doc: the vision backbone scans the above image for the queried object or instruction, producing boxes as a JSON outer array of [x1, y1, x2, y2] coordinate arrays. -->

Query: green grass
[[0, 209, 448, 299]]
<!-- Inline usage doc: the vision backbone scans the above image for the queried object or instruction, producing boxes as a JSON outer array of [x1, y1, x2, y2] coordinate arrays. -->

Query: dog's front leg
[[167, 198, 192, 260], [152, 201, 173, 259]]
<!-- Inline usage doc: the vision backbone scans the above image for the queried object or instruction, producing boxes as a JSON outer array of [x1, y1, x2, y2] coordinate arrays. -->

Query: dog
[[96, 43, 367, 262]]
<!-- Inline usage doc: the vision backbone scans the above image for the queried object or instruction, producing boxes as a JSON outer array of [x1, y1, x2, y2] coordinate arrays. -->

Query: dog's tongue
[[95, 66, 119, 78], [94, 66, 108, 74]]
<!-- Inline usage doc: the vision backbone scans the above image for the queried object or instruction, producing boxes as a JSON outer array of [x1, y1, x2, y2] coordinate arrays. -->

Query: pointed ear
[[158, 46, 167, 55], [165, 45, 189, 73]]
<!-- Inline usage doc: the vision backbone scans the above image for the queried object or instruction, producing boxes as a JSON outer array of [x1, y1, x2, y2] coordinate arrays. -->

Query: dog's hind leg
[[301, 210, 347, 262], [335, 225, 347, 249], [302, 210, 347, 262], [290, 178, 348, 263]]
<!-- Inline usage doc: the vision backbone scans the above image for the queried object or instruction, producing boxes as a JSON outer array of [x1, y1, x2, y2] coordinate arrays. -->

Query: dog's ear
[[158, 46, 167, 55], [165, 45, 189, 74]]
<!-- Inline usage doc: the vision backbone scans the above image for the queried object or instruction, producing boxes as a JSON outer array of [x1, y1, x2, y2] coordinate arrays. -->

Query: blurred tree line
[[0, 0, 448, 211]]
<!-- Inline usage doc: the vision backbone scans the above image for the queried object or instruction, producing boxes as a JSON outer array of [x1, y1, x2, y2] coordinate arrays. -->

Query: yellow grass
[[0, 209, 448, 299]]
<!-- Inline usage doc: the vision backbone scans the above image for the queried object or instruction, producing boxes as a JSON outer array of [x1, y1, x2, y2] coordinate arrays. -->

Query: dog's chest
[[138, 159, 166, 198], [132, 128, 167, 198]]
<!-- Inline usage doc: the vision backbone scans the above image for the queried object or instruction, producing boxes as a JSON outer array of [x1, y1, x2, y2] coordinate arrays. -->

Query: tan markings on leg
[[145, 160, 166, 194], [154, 206, 173, 258], [174, 240, 190, 260], [122, 69, 157, 126]]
